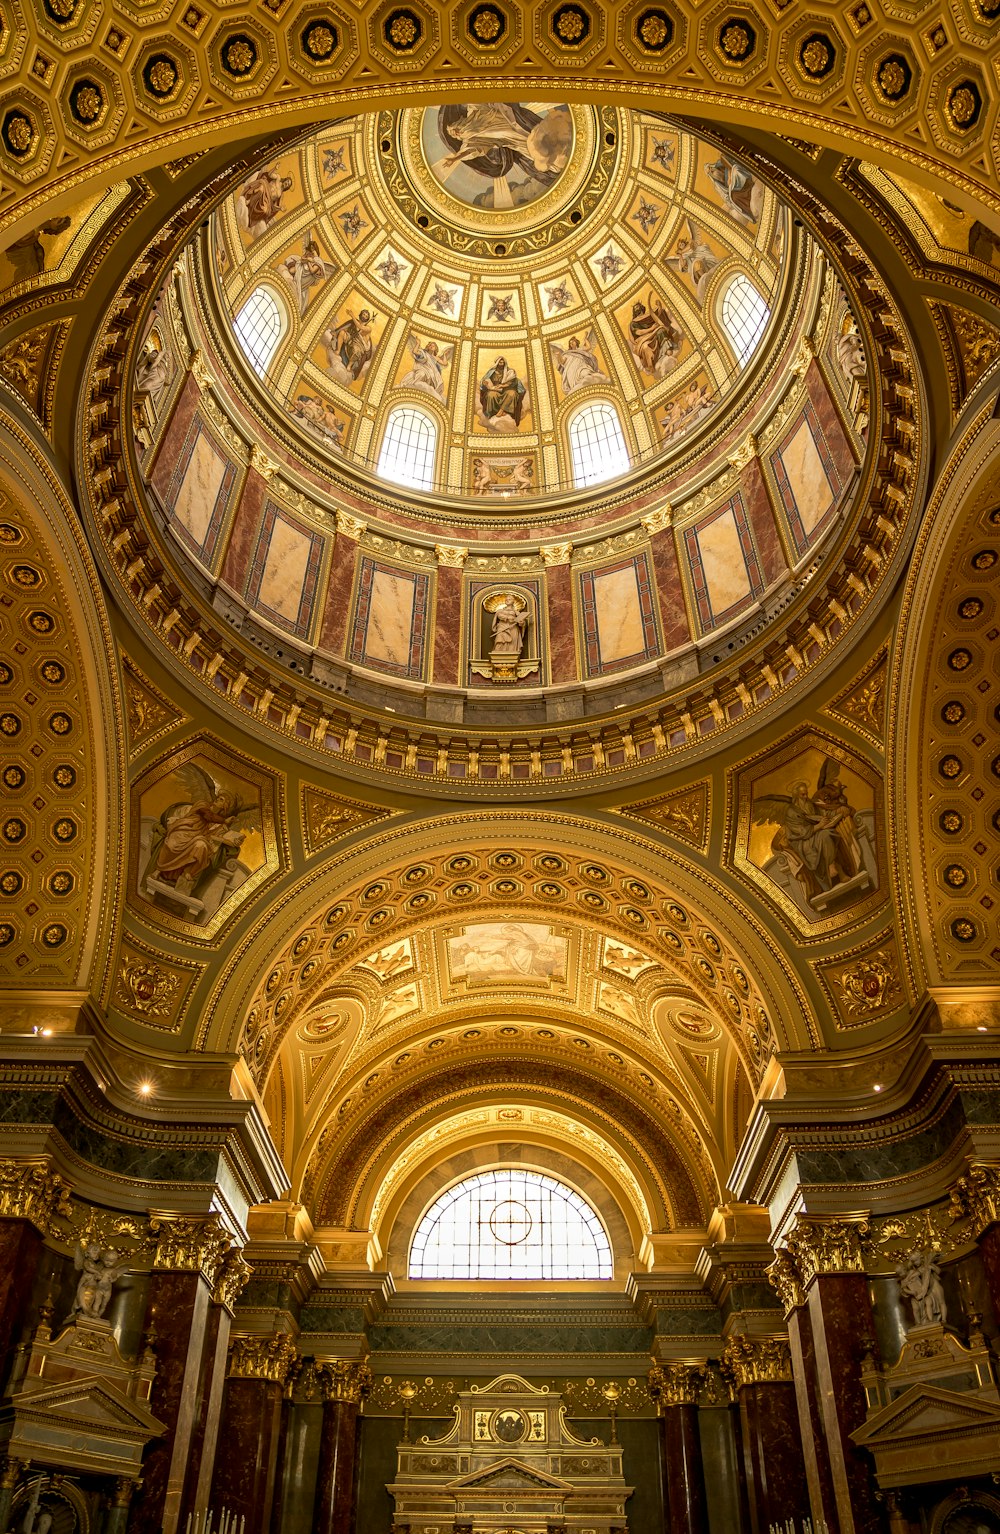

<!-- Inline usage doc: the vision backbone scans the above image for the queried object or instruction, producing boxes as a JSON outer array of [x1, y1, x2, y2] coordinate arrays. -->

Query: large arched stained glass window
[[408, 1169, 613, 1280], [232, 286, 284, 376], [568, 400, 631, 488], [377, 405, 437, 491], [720, 273, 770, 367]]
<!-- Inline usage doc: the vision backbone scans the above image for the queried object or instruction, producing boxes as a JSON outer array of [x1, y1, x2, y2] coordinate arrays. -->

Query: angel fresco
[[550, 331, 609, 395], [430, 103, 571, 211], [237, 167, 294, 240], [705, 155, 763, 227], [320, 308, 377, 387], [751, 756, 877, 918], [400, 335, 453, 400], [665, 218, 721, 305], [279, 232, 335, 316], [138, 759, 261, 925]]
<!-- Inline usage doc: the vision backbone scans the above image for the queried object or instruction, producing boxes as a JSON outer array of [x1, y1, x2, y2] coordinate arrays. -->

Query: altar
[[387, 1373, 631, 1534]]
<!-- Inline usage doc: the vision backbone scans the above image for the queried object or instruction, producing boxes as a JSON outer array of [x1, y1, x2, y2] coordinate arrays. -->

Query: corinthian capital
[[783, 1215, 869, 1287], [647, 1361, 704, 1408], [950, 1163, 1000, 1236], [720, 1335, 792, 1390], [213, 1247, 252, 1311], [228, 1332, 298, 1384], [0, 1159, 72, 1234], [149, 1212, 233, 1284], [317, 1358, 373, 1404], [766, 1249, 804, 1314]]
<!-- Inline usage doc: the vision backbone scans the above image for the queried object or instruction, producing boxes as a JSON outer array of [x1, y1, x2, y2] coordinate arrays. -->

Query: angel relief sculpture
[[138, 757, 263, 926], [750, 754, 878, 920]]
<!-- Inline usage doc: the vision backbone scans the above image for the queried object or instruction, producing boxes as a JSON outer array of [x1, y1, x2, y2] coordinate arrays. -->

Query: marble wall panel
[[220, 468, 266, 591], [161, 415, 237, 567], [319, 532, 361, 654], [578, 552, 660, 677], [348, 556, 430, 679], [545, 561, 578, 682], [150, 373, 200, 500], [648, 526, 691, 651], [684, 493, 763, 632], [244, 500, 324, 639], [771, 388, 850, 559]]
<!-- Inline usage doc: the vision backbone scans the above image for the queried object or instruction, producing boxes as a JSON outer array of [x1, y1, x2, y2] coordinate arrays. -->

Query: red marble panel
[[741, 458, 786, 587], [0, 1219, 42, 1388], [648, 527, 690, 651], [313, 1397, 360, 1534], [127, 1270, 209, 1534], [211, 1375, 284, 1534], [806, 1273, 884, 1534], [788, 1303, 838, 1530], [432, 565, 463, 685], [545, 561, 577, 683], [220, 469, 266, 590], [661, 1402, 708, 1534], [150, 376, 201, 499], [181, 1300, 231, 1520], [319, 533, 361, 655], [805, 361, 857, 481], [738, 1381, 810, 1534]]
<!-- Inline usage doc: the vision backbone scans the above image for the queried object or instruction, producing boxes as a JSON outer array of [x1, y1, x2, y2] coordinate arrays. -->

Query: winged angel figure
[[752, 757, 873, 914], [550, 330, 609, 395], [664, 217, 721, 305], [400, 334, 454, 401], [141, 762, 259, 922]]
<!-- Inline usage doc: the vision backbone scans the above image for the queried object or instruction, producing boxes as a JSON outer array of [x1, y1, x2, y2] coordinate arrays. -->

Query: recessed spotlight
[[873, 1084, 882, 1093], [977, 1025, 988, 1033], [137, 1080, 154, 1098]]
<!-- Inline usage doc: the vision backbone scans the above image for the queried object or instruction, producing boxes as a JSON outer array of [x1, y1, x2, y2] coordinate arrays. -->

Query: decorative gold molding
[[720, 1335, 792, 1389], [765, 1249, 804, 1315], [949, 1164, 1000, 1238], [647, 1361, 704, 1409], [435, 543, 468, 568], [639, 507, 672, 536], [149, 1213, 234, 1284], [0, 1159, 72, 1235], [782, 1214, 869, 1288], [317, 1359, 373, 1404], [228, 1333, 298, 1383], [540, 543, 573, 566], [213, 1248, 253, 1311]]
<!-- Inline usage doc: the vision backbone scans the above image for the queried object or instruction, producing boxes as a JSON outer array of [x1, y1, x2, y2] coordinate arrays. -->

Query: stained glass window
[[720, 273, 770, 367], [377, 405, 437, 491], [568, 400, 631, 488], [232, 286, 284, 376], [409, 1169, 613, 1280]]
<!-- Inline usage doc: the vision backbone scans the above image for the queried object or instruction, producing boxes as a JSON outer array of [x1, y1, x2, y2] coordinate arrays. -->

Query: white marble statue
[[896, 1248, 947, 1328], [71, 1242, 124, 1320]]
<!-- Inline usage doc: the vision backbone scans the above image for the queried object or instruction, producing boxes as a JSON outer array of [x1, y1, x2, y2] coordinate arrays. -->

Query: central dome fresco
[[201, 104, 798, 509]]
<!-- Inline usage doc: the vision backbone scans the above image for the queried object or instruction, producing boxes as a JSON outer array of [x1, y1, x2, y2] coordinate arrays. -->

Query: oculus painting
[[447, 922, 567, 986], [133, 741, 279, 937], [421, 104, 574, 213]]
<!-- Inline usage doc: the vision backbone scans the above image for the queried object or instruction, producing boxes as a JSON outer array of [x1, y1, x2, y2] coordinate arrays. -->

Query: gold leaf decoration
[[929, 300, 1000, 412], [618, 780, 710, 851], [301, 783, 392, 853], [825, 645, 888, 746], [122, 653, 187, 757]]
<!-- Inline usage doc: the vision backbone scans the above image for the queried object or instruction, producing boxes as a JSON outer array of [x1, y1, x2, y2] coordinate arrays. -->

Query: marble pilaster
[[722, 1337, 810, 1534], [648, 1364, 708, 1534], [311, 1361, 372, 1534]]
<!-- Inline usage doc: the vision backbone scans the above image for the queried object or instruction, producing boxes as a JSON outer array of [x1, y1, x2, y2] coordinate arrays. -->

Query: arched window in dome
[[720, 273, 770, 367], [232, 286, 285, 377], [408, 1169, 614, 1280], [568, 400, 631, 488], [377, 405, 437, 491]]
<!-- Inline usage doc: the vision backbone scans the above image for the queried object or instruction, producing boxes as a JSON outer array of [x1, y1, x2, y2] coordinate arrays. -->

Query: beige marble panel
[[366, 569, 416, 666], [257, 516, 311, 621], [174, 430, 226, 550], [699, 507, 751, 617], [593, 564, 645, 665], [781, 418, 833, 536]]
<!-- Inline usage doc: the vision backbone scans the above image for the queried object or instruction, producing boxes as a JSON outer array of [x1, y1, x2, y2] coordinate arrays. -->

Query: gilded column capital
[[647, 1361, 704, 1409], [316, 1358, 373, 1404], [335, 510, 367, 541], [949, 1163, 1000, 1237], [148, 1212, 233, 1285], [782, 1215, 869, 1288], [0, 1158, 72, 1235], [189, 348, 213, 390], [720, 1335, 792, 1390], [765, 1249, 804, 1315], [640, 506, 672, 535], [249, 443, 279, 481], [213, 1247, 253, 1311], [435, 543, 468, 567], [228, 1332, 298, 1384], [540, 542, 573, 566]]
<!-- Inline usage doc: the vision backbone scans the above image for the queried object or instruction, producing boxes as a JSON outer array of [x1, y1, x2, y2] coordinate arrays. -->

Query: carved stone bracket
[[720, 1335, 792, 1390], [0, 1158, 73, 1235], [647, 1361, 705, 1409], [228, 1332, 298, 1384], [148, 1212, 234, 1284], [213, 1247, 253, 1311], [316, 1358, 373, 1404], [765, 1249, 805, 1315], [949, 1164, 1000, 1237]]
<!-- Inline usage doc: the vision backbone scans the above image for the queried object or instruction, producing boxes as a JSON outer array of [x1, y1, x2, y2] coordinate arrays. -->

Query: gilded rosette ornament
[[782, 1215, 869, 1288], [765, 1249, 804, 1314], [228, 1333, 298, 1383], [0, 1159, 72, 1234], [949, 1163, 1000, 1237], [149, 1212, 234, 1284], [720, 1335, 792, 1390], [213, 1247, 253, 1310], [647, 1361, 704, 1409], [317, 1359, 373, 1404]]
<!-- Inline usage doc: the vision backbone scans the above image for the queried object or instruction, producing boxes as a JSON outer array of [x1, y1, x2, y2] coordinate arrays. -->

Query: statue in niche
[[489, 593, 528, 658], [896, 1248, 947, 1328], [70, 1242, 124, 1321]]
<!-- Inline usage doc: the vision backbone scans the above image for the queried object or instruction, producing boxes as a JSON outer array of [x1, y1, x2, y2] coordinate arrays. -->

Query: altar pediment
[[851, 1384, 1000, 1487], [449, 1458, 573, 1494], [9, 1375, 164, 1434], [0, 1374, 165, 1479]]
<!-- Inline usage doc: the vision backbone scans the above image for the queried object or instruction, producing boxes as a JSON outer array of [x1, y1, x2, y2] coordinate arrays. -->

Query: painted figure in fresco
[[338, 205, 368, 242], [426, 282, 458, 316], [550, 331, 609, 395], [400, 335, 453, 400], [597, 245, 626, 284], [237, 168, 294, 239], [753, 758, 866, 906], [433, 104, 570, 209], [650, 135, 676, 173], [143, 761, 258, 913], [490, 594, 529, 656], [545, 279, 573, 313], [2, 216, 72, 282], [896, 1249, 947, 1328], [322, 145, 346, 180], [493, 1409, 525, 1443], [375, 251, 404, 288], [280, 231, 335, 315], [660, 378, 714, 442], [665, 217, 721, 304], [628, 293, 683, 379], [705, 154, 763, 226], [322, 309, 377, 385], [450, 923, 563, 981], [478, 356, 528, 430], [292, 393, 346, 449], [632, 197, 661, 236], [486, 293, 516, 323]]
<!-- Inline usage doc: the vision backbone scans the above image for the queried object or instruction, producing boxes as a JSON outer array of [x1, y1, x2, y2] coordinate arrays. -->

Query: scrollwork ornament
[[435, 543, 468, 567], [149, 1212, 233, 1283], [213, 1247, 252, 1310], [765, 1248, 804, 1313], [228, 1332, 298, 1383], [949, 1163, 1000, 1237], [0, 1159, 73, 1234], [316, 1358, 373, 1403], [720, 1335, 792, 1390], [783, 1215, 869, 1287], [647, 1361, 704, 1408]]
